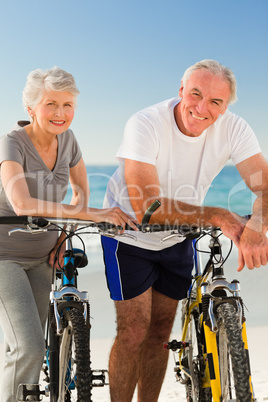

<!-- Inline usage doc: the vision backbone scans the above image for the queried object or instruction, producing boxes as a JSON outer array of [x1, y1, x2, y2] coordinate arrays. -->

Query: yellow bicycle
[[126, 199, 255, 401], [164, 226, 255, 401]]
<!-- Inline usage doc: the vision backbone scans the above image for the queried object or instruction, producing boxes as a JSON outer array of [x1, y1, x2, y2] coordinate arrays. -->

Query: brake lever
[[160, 231, 185, 243], [8, 227, 48, 236]]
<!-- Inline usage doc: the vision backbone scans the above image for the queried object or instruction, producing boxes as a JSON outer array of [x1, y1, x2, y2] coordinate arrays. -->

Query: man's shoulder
[[129, 98, 178, 124], [207, 109, 255, 150], [211, 109, 245, 131], [138, 97, 178, 114]]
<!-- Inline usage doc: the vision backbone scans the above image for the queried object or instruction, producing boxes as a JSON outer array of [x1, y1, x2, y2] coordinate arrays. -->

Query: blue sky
[[0, 0, 267, 164]]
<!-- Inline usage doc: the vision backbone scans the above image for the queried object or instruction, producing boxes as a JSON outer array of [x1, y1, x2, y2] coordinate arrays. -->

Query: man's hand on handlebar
[[219, 213, 247, 249], [238, 220, 268, 271], [215, 212, 268, 271]]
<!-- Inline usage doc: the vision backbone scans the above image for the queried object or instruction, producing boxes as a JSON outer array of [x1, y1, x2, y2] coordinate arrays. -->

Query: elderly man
[[101, 59, 268, 402]]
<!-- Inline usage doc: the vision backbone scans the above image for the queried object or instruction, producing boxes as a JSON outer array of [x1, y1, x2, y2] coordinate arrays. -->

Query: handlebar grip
[[0, 216, 29, 225], [141, 200, 161, 225]]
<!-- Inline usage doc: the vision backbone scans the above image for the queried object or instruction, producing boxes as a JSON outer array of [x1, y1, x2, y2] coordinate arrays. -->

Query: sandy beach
[[89, 326, 268, 401]]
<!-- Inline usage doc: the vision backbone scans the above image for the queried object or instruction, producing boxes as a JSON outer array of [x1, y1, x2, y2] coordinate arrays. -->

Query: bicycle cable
[[193, 230, 233, 271]]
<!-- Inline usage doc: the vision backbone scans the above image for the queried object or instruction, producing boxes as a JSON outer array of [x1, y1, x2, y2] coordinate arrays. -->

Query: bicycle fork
[[203, 320, 254, 401], [201, 279, 255, 401]]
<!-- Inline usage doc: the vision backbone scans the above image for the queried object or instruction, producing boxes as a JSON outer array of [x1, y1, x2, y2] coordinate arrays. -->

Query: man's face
[[175, 69, 231, 137]]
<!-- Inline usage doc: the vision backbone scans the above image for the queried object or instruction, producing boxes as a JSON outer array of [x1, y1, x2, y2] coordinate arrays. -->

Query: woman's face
[[30, 90, 75, 135]]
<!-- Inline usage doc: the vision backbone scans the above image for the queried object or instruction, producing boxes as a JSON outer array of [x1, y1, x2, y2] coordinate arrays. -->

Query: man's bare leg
[[137, 290, 179, 402], [109, 288, 153, 402]]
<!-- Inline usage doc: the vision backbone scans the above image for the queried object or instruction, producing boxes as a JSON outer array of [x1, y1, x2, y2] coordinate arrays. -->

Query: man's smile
[[190, 112, 206, 121]]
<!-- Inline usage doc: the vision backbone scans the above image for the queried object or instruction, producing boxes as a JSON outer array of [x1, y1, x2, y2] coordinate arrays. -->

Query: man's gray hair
[[22, 66, 80, 112], [181, 59, 237, 104]]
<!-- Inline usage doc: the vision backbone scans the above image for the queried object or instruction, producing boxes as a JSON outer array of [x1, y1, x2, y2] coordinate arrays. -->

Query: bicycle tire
[[59, 308, 92, 401], [216, 302, 252, 402], [50, 308, 92, 402]]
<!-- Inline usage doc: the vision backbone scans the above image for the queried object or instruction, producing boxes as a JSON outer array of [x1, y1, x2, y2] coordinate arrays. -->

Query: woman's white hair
[[22, 66, 80, 113], [181, 59, 237, 104]]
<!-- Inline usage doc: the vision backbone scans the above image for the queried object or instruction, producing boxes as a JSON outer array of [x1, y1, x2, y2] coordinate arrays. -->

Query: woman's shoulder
[[0, 123, 30, 163], [60, 128, 78, 145], [58, 128, 82, 167], [1, 123, 28, 144], [60, 127, 74, 137]]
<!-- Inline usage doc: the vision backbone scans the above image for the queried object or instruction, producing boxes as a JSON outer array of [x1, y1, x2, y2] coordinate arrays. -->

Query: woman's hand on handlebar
[[92, 207, 138, 232], [49, 234, 66, 269]]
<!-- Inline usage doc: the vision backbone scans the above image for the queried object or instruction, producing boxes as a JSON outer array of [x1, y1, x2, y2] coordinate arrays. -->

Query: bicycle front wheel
[[58, 308, 92, 401], [216, 302, 252, 402]]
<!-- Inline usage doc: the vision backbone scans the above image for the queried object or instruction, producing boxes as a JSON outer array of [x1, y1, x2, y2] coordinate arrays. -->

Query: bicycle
[[122, 198, 255, 401], [162, 223, 255, 401], [0, 215, 118, 402]]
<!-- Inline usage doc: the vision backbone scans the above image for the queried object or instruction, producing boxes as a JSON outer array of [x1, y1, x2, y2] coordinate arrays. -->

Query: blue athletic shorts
[[101, 236, 194, 301]]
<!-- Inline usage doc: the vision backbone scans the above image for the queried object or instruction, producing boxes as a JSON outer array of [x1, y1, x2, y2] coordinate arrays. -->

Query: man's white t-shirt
[[104, 98, 261, 250]]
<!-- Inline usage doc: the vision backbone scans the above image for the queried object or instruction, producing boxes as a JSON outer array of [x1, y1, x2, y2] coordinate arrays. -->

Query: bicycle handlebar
[[0, 216, 30, 225], [0, 197, 251, 239], [0, 215, 120, 235], [0, 215, 215, 239], [126, 200, 251, 238], [125, 223, 204, 239]]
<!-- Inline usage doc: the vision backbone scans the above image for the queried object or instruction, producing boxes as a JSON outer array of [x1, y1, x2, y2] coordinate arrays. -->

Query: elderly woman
[[0, 66, 135, 401]]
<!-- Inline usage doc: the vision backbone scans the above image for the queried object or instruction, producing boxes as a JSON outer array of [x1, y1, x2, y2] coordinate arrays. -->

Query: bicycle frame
[[45, 223, 91, 399], [45, 222, 109, 400], [177, 242, 211, 391], [50, 227, 89, 336], [44, 224, 89, 394]]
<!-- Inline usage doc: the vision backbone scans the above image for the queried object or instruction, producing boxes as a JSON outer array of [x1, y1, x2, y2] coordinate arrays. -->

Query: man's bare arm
[[235, 153, 268, 270], [125, 159, 246, 246]]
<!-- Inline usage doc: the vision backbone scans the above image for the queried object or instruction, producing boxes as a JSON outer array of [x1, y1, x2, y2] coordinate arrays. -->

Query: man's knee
[[116, 324, 149, 351], [115, 291, 152, 349], [149, 292, 179, 340]]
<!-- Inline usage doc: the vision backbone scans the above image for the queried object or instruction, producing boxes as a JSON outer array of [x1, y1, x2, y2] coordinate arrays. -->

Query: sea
[[0, 165, 267, 343]]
